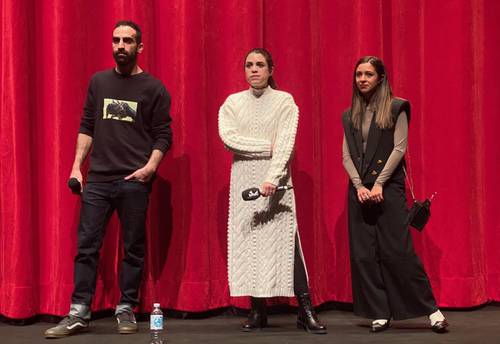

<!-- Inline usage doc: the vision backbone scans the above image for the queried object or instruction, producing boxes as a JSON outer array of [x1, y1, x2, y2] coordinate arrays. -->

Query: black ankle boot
[[296, 293, 327, 334], [241, 297, 267, 332]]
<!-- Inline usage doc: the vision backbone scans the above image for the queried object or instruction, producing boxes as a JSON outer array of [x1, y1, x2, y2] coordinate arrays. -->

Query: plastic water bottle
[[150, 303, 164, 343]]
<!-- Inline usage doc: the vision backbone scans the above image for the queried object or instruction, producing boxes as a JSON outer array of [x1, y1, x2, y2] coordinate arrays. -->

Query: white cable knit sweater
[[218, 86, 300, 297]]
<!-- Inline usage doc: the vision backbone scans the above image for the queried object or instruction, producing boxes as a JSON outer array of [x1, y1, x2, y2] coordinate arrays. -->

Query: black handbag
[[406, 194, 436, 231], [403, 165, 436, 232]]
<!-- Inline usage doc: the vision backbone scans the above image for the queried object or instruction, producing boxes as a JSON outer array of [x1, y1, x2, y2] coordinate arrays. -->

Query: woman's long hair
[[351, 56, 393, 129], [244, 48, 277, 89]]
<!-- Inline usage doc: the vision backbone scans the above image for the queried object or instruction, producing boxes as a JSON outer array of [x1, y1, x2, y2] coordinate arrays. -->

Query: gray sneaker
[[44, 315, 89, 338], [116, 310, 138, 334]]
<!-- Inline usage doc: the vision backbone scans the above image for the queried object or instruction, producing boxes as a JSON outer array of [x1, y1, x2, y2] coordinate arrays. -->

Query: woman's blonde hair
[[351, 56, 394, 130]]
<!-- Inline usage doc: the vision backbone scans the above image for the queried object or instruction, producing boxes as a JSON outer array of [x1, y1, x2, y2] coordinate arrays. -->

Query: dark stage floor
[[1, 304, 499, 344]]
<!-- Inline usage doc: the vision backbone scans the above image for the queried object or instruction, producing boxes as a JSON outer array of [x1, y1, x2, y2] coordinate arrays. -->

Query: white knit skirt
[[227, 155, 298, 297]]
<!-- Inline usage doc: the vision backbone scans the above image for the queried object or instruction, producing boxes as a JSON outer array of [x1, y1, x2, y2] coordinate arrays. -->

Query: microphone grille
[[242, 187, 260, 201]]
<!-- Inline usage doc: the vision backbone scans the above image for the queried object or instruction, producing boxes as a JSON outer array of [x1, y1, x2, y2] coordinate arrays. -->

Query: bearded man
[[45, 20, 172, 338]]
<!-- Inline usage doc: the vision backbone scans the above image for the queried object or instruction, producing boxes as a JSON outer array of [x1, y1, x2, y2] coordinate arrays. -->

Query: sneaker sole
[[44, 327, 89, 338], [117, 328, 138, 334]]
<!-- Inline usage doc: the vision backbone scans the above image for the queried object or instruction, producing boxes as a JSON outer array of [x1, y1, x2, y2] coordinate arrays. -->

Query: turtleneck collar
[[249, 85, 271, 98]]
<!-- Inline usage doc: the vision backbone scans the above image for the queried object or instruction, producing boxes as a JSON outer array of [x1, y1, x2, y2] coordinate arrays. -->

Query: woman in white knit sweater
[[218, 48, 326, 334]]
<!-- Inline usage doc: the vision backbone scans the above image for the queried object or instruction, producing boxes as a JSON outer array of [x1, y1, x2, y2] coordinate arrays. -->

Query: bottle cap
[[153, 303, 160, 308]]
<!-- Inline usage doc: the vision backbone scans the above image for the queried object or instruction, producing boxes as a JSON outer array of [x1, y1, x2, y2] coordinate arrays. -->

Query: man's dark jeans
[[71, 180, 150, 307]]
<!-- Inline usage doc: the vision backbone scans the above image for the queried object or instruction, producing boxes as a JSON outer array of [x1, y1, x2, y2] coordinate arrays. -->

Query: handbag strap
[[403, 144, 416, 201], [403, 145, 437, 202], [403, 166, 416, 201]]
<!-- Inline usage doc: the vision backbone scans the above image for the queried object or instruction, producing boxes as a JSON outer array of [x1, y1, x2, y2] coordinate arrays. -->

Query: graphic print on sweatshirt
[[103, 98, 137, 122]]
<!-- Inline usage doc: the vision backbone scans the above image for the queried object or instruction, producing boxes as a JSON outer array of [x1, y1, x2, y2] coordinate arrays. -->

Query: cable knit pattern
[[218, 87, 299, 297]]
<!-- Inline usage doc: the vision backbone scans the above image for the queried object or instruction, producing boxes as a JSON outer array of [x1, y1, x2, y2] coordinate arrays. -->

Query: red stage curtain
[[1, 0, 499, 319]]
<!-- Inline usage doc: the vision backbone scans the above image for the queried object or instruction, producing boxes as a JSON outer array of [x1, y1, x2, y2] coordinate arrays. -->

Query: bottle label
[[150, 315, 163, 330]]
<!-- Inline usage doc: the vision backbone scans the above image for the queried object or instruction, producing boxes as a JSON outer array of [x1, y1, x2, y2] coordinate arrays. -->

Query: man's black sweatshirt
[[79, 69, 172, 182]]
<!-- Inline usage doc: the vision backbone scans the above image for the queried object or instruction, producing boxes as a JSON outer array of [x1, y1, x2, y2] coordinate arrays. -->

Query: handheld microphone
[[68, 178, 82, 195], [241, 185, 293, 201]]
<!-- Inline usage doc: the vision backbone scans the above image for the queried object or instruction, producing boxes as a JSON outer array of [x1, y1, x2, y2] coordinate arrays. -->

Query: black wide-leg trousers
[[348, 180, 437, 320]]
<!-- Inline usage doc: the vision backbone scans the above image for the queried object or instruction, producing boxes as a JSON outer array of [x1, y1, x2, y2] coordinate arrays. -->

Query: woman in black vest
[[341, 56, 449, 333]]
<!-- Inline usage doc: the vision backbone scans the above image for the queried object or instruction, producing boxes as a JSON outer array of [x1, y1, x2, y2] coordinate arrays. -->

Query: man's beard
[[113, 49, 138, 69]]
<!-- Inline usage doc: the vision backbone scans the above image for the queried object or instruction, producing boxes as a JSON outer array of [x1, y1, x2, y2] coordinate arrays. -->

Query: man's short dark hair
[[114, 20, 142, 45]]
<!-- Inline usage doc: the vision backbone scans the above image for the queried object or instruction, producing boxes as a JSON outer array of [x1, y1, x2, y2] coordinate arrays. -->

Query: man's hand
[[260, 182, 277, 197], [125, 149, 164, 183], [69, 169, 84, 193], [124, 165, 155, 183], [69, 133, 93, 194], [369, 184, 384, 203]]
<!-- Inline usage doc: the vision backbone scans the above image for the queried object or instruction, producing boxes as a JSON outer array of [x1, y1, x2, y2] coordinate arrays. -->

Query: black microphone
[[68, 178, 82, 195], [241, 185, 293, 201]]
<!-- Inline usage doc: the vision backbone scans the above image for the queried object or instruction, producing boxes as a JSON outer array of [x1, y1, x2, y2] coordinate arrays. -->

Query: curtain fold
[[1, 0, 498, 319]]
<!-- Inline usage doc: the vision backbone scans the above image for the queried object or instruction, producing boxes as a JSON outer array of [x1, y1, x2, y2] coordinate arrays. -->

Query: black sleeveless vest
[[342, 98, 411, 185]]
